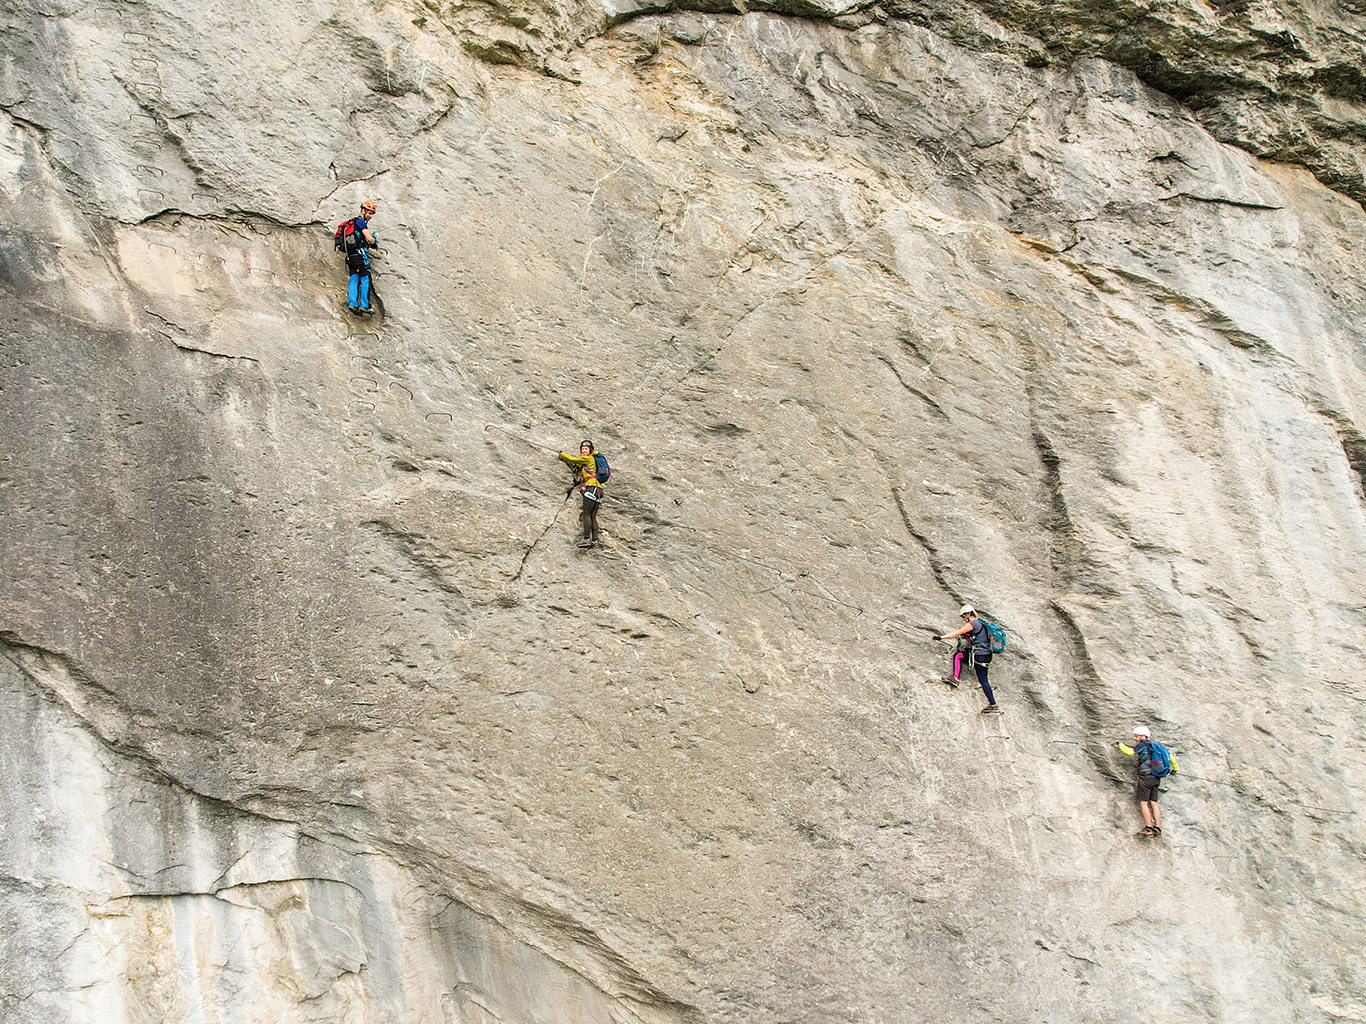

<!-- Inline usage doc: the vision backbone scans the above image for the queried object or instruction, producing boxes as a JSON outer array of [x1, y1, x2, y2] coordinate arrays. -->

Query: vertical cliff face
[[3, 0, 1366, 1021]]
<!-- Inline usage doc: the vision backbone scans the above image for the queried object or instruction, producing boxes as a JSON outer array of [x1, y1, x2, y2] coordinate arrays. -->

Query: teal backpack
[[1142, 741, 1173, 779]]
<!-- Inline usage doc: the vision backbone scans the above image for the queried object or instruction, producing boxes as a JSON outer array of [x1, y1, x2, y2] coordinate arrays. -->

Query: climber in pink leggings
[[935, 604, 999, 714]]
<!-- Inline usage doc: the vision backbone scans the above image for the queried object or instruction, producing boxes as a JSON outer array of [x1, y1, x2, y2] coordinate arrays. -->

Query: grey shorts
[[1136, 775, 1162, 802]]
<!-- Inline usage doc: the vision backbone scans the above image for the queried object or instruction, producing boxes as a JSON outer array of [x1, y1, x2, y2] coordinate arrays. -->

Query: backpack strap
[[970, 619, 989, 650]]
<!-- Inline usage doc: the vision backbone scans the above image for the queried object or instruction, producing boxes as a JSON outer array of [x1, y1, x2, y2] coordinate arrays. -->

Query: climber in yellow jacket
[[558, 439, 607, 548], [1117, 725, 1178, 838]]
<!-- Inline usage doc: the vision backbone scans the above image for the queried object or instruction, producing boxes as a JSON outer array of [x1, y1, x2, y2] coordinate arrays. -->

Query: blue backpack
[[981, 620, 1006, 654], [593, 452, 611, 483], [1142, 741, 1173, 779]]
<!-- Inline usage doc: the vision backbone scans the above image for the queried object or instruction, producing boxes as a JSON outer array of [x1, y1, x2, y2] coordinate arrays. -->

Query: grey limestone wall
[[3, 0, 1366, 1021]]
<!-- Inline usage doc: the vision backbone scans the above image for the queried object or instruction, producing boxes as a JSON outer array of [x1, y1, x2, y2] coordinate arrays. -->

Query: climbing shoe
[[941, 676, 960, 688], [981, 704, 1001, 715], [349, 306, 364, 316]]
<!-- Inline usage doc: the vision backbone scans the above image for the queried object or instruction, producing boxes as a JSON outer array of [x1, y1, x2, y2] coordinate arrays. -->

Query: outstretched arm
[[937, 622, 971, 640]]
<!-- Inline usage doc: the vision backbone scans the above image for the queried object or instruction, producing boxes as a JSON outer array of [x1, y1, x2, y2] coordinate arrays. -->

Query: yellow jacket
[[559, 451, 602, 490]]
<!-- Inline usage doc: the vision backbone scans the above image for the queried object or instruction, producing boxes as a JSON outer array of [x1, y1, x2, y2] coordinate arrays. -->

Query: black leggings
[[581, 489, 601, 541]]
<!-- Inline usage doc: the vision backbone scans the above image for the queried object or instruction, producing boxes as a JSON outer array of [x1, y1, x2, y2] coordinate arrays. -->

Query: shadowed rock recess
[[4, 0, 1366, 1019]]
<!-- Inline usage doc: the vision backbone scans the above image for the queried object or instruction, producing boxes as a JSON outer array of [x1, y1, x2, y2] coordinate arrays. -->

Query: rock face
[[4, 0, 1366, 1021]]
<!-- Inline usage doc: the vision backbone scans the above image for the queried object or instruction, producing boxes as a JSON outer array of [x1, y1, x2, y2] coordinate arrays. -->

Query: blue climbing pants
[[348, 251, 371, 309]]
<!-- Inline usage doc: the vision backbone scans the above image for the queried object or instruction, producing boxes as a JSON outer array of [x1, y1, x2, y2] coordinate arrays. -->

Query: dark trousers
[[580, 488, 602, 541], [953, 649, 995, 704]]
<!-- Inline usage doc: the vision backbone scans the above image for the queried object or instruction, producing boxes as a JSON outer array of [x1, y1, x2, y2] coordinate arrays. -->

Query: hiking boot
[[361, 306, 374, 316], [578, 539, 596, 548], [349, 306, 364, 315], [981, 704, 1001, 714], [941, 676, 960, 687]]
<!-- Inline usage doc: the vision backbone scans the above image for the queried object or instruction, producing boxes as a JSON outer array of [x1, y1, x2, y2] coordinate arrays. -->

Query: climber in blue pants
[[336, 200, 378, 315]]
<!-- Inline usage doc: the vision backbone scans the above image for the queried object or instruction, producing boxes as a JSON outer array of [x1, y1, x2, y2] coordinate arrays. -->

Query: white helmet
[[1133, 725, 1151, 737], [959, 604, 976, 616]]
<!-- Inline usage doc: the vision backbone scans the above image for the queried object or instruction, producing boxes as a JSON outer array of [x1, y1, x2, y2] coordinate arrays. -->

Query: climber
[[336, 200, 378, 315], [1117, 725, 1177, 838], [558, 439, 607, 548], [935, 604, 999, 714]]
